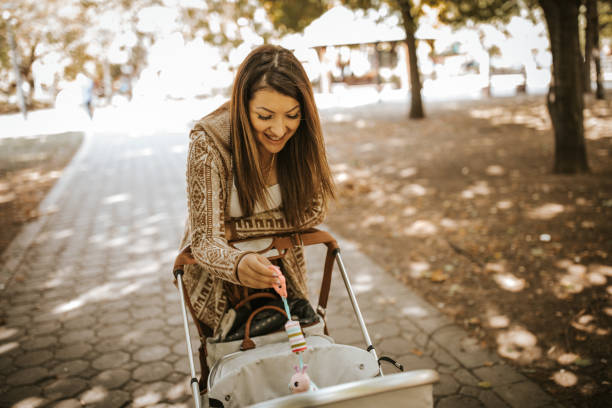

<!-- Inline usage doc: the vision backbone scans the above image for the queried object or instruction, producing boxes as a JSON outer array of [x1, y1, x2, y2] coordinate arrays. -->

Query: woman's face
[[248, 88, 301, 156]]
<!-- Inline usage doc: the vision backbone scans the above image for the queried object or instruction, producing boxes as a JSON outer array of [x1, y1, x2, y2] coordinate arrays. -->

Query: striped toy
[[285, 320, 307, 353], [269, 265, 317, 393]]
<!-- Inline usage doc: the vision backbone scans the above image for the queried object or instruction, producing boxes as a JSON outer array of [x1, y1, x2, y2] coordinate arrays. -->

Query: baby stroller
[[173, 228, 439, 407]]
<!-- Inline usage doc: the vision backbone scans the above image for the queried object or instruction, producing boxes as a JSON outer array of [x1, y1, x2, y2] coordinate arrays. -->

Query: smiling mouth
[[264, 133, 284, 142]]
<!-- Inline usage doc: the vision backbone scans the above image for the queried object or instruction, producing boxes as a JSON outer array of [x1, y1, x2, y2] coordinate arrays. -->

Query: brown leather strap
[[231, 229, 339, 334], [234, 291, 276, 310], [240, 305, 287, 351], [317, 245, 337, 314]]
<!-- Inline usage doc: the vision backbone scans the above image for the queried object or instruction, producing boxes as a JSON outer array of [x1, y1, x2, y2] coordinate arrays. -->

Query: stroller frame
[[173, 228, 409, 407]]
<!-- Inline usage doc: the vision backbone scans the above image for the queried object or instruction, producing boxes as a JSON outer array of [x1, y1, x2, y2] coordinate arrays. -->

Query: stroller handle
[[172, 228, 340, 317]]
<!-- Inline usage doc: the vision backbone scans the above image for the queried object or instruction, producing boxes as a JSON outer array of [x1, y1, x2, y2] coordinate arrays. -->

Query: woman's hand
[[237, 253, 279, 289]]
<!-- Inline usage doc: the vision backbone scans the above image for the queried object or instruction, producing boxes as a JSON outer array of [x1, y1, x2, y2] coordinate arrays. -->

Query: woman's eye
[[287, 113, 300, 120], [257, 114, 272, 120]]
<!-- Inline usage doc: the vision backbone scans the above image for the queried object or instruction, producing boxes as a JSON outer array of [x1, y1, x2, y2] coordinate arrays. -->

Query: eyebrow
[[256, 104, 300, 114]]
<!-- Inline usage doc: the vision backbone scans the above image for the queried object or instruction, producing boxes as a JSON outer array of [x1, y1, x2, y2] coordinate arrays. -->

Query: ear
[[294, 365, 299, 373], [301, 364, 308, 373]]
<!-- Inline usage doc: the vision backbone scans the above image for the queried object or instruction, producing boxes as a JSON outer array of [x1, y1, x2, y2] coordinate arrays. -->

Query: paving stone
[[44, 378, 88, 401], [10, 292, 43, 306], [7, 367, 50, 386], [0, 385, 42, 405], [63, 315, 97, 330], [49, 398, 82, 408], [166, 314, 183, 327], [432, 326, 499, 369], [0, 326, 23, 342], [479, 390, 511, 407], [52, 360, 89, 378], [432, 347, 460, 368], [434, 373, 461, 396], [93, 369, 131, 389], [167, 327, 189, 342], [29, 321, 62, 336], [6, 303, 35, 316], [454, 368, 481, 386], [369, 321, 402, 341], [134, 345, 171, 362], [328, 327, 363, 346], [473, 364, 528, 386], [411, 331, 431, 348], [460, 385, 482, 398], [21, 336, 57, 351], [59, 329, 96, 344], [164, 353, 181, 364], [325, 313, 353, 330], [6, 315, 31, 326], [133, 361, 173, 382], [92, 351, 130, 370], [396, 353, 437, 371], [494, 381, 554, 408], [132, 306, 162, 319], [15, 350, 53, 368], [98, 311, 130, 325], [95, 338, 129, 353], [56, 343, 92, 360], [79, 387, 131, 408], [396, 317, 420, 334], [436, 394, 482, 408], [97, 324, 132, 339], [132, 381, 174, 407], [135, 318, 166, 331], [43, 288, 79, 302], [0, 355, 13, 371], [378, 336, 413, 356], [173, 358, 189, 374]]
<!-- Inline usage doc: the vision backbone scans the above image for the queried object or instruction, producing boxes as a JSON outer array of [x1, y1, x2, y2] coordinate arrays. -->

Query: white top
[[229, 180, 282, 218], [229, 180, 283, 254]]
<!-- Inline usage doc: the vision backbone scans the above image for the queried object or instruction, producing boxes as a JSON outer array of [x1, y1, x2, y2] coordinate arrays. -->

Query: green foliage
[[0, 21, 9, 71], [262, 0, 329, 33], [600, 0, 612, 38], [423, 0, 537, 26]]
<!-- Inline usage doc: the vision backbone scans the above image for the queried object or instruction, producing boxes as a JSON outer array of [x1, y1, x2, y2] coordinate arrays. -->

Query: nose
[[269, 118, 286, 137]]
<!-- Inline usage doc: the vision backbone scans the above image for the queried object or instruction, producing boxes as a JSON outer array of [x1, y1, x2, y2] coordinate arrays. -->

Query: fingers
[[237, 254, 279, 289]]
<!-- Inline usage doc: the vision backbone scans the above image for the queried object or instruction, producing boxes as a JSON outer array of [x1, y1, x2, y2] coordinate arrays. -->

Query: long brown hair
[[230, 44, 335, 225]]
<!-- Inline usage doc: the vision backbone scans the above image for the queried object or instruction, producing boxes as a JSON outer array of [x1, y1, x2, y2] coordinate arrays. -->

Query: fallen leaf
[[430, 270, 448, 282], [551, 370, 578, 387], [411, 348, 423, 356], [574, 358, 592, 367], [478, 381, 492, 389]]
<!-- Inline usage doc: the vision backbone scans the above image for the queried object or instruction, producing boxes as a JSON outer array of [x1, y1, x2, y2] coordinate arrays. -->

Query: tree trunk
[[398, 0, 425, 119], [584, 0, 596, 93], [592, 1, 605, 100], [539, 0, 589, 173]]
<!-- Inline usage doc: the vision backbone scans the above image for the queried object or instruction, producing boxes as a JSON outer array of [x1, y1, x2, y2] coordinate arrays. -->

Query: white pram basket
[[173, 229, 439, 407]]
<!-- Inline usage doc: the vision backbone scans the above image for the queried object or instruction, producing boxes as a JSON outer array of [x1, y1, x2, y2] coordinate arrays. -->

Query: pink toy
[[269, 265, 287, 298], [289, 365, 314, 393]]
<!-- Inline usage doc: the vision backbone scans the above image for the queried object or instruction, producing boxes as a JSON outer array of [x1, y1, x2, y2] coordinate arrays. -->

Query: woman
[[179, 44, 335, 336]]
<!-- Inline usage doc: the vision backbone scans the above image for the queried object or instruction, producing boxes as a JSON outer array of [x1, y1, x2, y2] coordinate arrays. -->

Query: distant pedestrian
[[77, 73, 94, 119]]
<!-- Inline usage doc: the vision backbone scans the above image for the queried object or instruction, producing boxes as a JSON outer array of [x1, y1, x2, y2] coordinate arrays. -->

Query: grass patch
[[0, 131, 84, 254]]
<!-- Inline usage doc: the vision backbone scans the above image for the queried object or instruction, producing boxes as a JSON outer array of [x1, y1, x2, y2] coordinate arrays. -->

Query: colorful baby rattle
[[270, 265, 318, 393]]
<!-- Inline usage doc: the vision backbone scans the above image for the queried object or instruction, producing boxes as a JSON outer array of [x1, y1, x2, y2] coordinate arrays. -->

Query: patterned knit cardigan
[[179, 104, 326, 334]]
